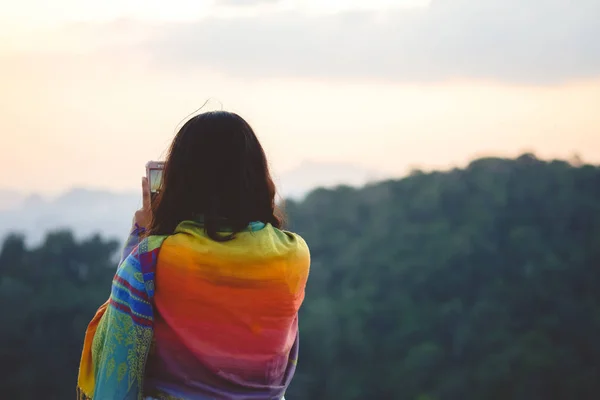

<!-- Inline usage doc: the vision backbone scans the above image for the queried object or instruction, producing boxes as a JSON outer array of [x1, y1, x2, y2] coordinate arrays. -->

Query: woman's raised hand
[[134, 176, 152, 230]]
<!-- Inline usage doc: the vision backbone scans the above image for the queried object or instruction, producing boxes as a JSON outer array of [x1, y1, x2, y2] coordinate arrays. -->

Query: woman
[[77, 111, 311, 400]]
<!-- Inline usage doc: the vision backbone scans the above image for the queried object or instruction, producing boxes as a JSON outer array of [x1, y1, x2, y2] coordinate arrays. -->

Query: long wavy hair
[[147, 111, 282, 241]]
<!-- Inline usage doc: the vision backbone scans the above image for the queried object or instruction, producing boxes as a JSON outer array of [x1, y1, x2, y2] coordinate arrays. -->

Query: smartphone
[[146, 161, 165, 201]]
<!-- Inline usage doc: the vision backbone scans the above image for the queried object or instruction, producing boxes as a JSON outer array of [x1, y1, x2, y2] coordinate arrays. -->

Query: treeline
[[1, 154, 600, 399], [0, 231, 117, 398]]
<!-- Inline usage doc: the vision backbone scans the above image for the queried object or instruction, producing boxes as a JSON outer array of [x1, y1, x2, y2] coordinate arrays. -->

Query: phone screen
[[149, 168, 163, 194]]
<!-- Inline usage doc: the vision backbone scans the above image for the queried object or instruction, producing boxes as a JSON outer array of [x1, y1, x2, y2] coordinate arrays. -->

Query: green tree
[[0, 230, 117, 398]]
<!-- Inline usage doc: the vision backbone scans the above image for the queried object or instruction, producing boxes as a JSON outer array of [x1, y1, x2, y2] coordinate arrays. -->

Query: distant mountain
[[277, 161, 384, 199], [0, 162, 386, 244], [0, 188, 140, 245]]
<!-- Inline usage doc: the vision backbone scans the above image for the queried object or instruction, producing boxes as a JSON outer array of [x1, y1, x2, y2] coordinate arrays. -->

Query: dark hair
[[148, 111, 282, 241]]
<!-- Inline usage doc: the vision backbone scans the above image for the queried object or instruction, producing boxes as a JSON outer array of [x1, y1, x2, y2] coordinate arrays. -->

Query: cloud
[[5, 0, 599, 85], [215, 0, 280, 5], [140, 0, 600, 84]]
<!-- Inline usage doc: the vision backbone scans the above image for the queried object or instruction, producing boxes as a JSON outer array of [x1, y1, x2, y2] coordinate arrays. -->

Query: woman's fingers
[[142, 176, 151, 210]]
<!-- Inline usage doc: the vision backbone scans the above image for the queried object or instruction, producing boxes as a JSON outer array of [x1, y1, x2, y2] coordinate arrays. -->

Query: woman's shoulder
[[161, 222, 309, 264], [271, 226, 308, 246], [270, 226, 310, 261]]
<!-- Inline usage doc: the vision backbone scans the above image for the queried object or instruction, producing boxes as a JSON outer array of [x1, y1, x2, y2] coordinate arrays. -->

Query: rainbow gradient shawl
[[77, 221, 310, 400]]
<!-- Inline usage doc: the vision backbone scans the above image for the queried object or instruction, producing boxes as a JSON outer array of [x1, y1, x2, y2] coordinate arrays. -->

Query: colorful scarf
[[77, 221, 310, 400]]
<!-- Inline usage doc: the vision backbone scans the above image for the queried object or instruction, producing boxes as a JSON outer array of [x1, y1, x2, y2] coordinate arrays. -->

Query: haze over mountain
[[0, 162, 383, 243]]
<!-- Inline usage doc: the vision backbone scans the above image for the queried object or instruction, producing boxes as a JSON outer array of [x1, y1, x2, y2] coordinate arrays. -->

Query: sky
[[1, 0, 599, 195]]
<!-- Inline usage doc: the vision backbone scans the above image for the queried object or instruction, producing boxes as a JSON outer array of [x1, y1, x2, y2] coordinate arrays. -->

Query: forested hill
[[1, 153, 600, 400], [284, 154, 600, 400]]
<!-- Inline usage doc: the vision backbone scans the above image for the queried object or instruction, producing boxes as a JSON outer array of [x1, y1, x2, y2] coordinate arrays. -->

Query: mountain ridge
[[0, 161, 384, 243]]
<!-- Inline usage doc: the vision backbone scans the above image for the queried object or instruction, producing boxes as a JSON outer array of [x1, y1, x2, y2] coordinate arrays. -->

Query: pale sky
[[1, 0, 599, 195]]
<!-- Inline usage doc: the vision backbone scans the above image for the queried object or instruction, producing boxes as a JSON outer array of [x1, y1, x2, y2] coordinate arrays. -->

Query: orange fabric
[[145, 222, 310, 397], [77, 301, 109, 397]]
